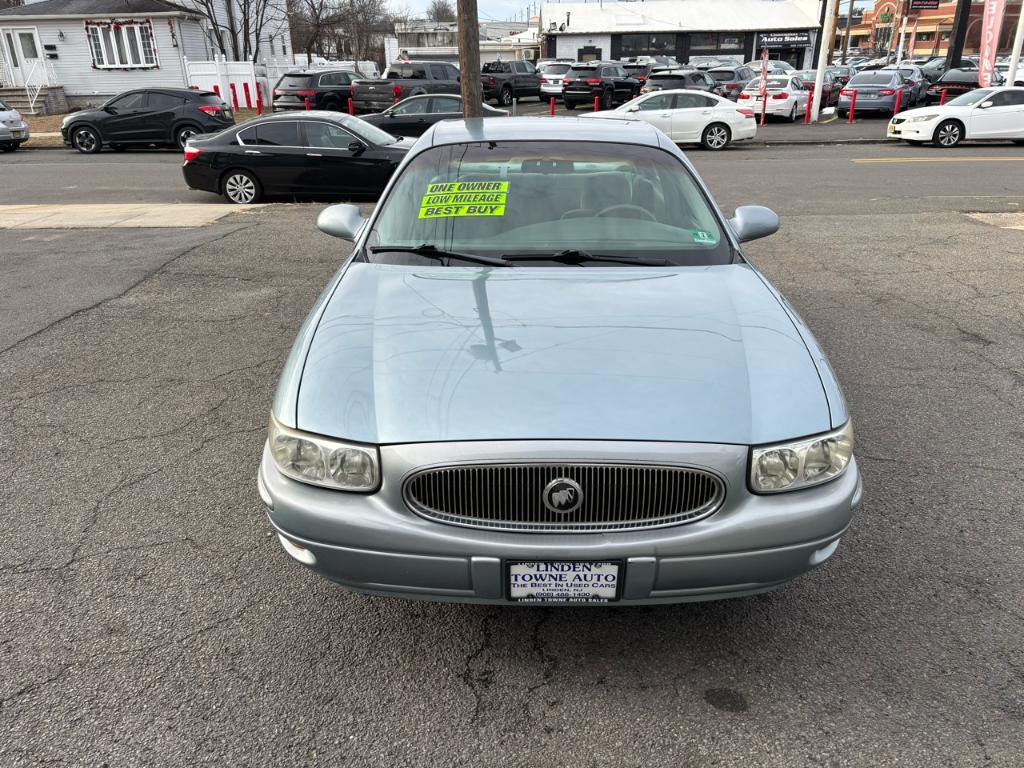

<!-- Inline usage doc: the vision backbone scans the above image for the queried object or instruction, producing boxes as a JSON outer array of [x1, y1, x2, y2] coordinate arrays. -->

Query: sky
[[392, 0, 545, 25]]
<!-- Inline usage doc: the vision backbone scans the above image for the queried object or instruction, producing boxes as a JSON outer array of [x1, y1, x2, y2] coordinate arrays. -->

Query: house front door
[[1, 27, 44, 88]]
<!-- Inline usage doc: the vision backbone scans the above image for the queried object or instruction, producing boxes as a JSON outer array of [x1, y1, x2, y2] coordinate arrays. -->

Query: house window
[[917, 32, 935, 42], [86, 21, 158, 68]]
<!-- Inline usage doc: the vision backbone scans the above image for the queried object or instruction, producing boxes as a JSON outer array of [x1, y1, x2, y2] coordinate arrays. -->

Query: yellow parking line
[[851, 157, 1024, 164]]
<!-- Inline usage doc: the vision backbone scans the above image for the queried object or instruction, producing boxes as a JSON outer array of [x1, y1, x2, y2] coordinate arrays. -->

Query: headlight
[[750, 421, 853, 494], [904, 114, 939, 123], [268, 416, 379, 492]]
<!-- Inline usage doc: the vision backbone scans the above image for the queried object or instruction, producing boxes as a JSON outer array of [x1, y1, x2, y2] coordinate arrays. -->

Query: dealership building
[[540, 0, 823, 68]]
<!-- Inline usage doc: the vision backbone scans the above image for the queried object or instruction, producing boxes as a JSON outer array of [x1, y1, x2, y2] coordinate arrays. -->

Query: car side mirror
[[105, 106, 117, 114], [317, 204, 366, 241], [979, 101, 994, 109], [729, 205, 780, 243], [348, 140, 366, 154], [625, 104, 640, 112]]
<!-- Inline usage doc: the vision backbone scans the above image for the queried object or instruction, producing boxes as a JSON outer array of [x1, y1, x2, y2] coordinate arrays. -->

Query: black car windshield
[[540, 63, 571, 75], [940, 70, 980, 83], [278, 74, 314, 89], [366, 141, 731, 267], [343, 116, 399, 145], [708, 69, 739, 81], [946, 88, 993, 106], [568, 66, 599, 76]]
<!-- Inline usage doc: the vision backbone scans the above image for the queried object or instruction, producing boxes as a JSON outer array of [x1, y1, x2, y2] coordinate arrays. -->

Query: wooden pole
[[457, 0, 484, 118], [841, 0, 856, 63]]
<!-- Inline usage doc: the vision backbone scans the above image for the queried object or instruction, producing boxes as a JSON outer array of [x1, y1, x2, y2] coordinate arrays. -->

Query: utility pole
[[840, 0, 856, 63], [810, 0, 829, 67], [1008, 6, 1024, 85], [457, 0, 483, 117], [946, 0, 972, 69], [811, 0, 839, 122]]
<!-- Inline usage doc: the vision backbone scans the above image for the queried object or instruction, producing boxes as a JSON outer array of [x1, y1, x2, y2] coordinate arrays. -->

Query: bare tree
[[426, 0, 455, 22], [190, 0, 239, 58], [287, 0, 332, 59]]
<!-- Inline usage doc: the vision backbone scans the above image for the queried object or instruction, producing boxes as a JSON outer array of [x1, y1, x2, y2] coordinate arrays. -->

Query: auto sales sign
[[979, 0, 1007, 88]]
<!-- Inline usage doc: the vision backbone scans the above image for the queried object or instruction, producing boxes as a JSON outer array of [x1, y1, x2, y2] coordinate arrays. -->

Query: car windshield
[[278, 75, 314, 89], [366, 141, 731, 267], [945, 88, 993, 106], [745, 77, 790, 90], [0, 99, 9, 110], [849, 73, 895, 85], [540, 63, 571, 75], [343, 117, 399, 146], [568, 66, 599, 76], [708, 69, 738, 81]]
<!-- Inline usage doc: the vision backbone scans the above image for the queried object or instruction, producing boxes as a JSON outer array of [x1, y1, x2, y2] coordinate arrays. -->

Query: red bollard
[[242, 82, 252, 109], [229, 83, 240, 111], [804, 86, 813, 124], [392, 84, 401, 104], [212, 84, 220, 97], [255, 85, 263, 116], [593, 95, 600, 111], [348, 97, 355, 115], [549, 96, 555, 116], [893, 88, 902, 115], [940, 88, 948, 105], [848, 90, 857, 123], [304, 97, 311, 111]]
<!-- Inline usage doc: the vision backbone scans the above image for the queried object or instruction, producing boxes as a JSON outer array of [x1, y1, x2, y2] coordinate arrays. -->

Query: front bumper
[[887, 119, 937, 140], [259, 440, 862, 605]]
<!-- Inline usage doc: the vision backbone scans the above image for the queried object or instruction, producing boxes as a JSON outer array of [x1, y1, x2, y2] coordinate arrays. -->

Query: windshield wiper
[[503, 249, 669, 267], [369, 244, 511, 267]]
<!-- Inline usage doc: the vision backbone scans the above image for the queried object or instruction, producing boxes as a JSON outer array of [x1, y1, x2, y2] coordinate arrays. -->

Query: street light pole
[[457, 0, 483, 118], [811, 0, 839, 122]]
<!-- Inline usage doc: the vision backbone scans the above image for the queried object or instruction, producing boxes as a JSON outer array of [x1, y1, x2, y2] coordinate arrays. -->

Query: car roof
[[284, 69, 355, 76], [248, 110, 348, 123], [425, 116, 664, 149]]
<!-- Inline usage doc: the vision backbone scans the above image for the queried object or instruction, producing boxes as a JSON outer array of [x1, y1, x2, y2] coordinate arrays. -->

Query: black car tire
[[499, 86, 513, 107], [564, 100, 576, 110], [601, 89, 613, 110], [838, 109, 848, 119], [222, 169, 262, 204], [788, 103, 797, 122], [71, 125, 101, 154], [322, 98, 342, 111], [176, 125, 201, 150], [701, 123, 731, 150], [1, 143, 15, 152], [933, 119, 963, 148]]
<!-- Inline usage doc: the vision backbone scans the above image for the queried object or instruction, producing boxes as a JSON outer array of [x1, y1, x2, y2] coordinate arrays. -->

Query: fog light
[[277, 533, 316, 566]]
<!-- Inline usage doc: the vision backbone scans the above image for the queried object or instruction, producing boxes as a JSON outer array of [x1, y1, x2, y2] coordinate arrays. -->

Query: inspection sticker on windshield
[[692, 230, 717, 244], [419, 181, 508, 218]]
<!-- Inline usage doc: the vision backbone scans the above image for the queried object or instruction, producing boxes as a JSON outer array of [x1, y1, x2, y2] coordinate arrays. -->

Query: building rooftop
[[0, 0, 192, 17]]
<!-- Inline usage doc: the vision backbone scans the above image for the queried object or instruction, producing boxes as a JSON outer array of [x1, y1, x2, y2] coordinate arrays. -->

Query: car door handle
[[658, 113, 672, 117], [306, 153, 323, 157], [701, 110, 712, 115], [245, 150, 262, 155]]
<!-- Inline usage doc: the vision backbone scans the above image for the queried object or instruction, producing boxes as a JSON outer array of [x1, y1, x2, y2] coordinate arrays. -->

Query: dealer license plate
[[888, 124, 898, 135], [507, 561, 621, 603]]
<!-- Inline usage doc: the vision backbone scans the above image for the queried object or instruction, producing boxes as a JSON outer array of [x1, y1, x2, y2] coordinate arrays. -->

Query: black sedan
[[357, 94, 507, 137], [182, 112, 410, 204]]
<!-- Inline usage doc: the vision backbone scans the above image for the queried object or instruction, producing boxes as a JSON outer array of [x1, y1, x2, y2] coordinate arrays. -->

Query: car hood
[[294, 262, 832, 445], [0, 109, 23, 122], [898, 105, 967, 119]]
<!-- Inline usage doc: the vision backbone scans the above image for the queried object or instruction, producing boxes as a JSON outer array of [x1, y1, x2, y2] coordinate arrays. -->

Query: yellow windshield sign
[[419, 181, 509, 218]]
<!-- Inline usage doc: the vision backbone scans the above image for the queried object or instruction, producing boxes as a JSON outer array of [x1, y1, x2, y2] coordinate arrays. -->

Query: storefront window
[[690, 33, 718, 51], [621, 33, 676, 57]]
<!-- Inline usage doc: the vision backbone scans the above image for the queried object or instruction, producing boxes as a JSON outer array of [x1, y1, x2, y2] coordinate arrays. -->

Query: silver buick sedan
[[258, 117, 861, 605]]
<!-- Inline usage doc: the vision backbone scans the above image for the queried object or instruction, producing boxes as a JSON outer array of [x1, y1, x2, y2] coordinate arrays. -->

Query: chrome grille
[[403, 463, 725, 532]]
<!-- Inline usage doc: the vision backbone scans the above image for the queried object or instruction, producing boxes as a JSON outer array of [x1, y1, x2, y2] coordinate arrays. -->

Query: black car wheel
[[701, 123, 731, 151], [933, 120, 963, 148], [1, 143, 16, 152], [176, 125, 201, 150], [222, 170, 262, 204], [499, 86, 513, 107], [322, 98, 341, 111], [71, 126, 101, 154], [601, 89, 613, 109], [564, 100, 576, 110]]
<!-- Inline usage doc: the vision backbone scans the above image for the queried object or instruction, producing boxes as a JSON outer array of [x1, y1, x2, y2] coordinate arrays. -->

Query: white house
[[0, 0, 291, 111]]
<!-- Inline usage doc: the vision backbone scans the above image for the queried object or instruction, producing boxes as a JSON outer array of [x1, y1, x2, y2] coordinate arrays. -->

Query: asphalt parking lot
[[2, 143, 1023, 766]]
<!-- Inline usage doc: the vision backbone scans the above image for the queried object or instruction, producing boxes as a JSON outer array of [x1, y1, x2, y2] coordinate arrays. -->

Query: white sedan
[[887, 86, 1024, 147], [581, 89, 757, 150], [738, 75, 811, 121]]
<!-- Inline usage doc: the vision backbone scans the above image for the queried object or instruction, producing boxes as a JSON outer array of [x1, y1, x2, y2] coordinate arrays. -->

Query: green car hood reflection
[[290, 262, 836, 445]]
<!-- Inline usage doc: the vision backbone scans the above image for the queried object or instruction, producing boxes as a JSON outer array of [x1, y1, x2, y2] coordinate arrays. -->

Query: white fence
[[183, 55, 270, 111]]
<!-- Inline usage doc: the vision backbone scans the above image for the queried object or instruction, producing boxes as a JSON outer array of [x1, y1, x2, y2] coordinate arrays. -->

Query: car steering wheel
[[595, 204, 657, 221]]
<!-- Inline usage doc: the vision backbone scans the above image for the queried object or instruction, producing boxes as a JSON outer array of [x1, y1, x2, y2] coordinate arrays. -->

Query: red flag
[[979, 0, 1007, 88], [907, 18, 919, 60]]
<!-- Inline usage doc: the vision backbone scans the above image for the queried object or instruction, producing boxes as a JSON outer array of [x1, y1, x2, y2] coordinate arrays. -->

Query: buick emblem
[[542, 478, 583, 514]]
